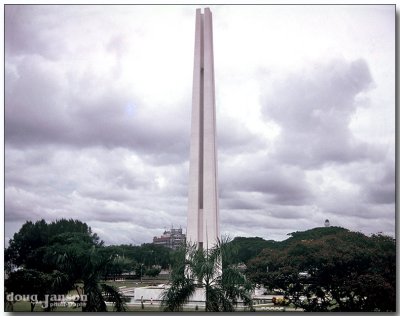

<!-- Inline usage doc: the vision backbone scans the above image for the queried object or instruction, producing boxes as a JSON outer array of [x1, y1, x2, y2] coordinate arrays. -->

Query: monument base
[[133, 285, 207, 306]]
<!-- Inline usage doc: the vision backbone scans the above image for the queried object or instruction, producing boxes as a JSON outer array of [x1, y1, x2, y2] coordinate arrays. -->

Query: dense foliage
[[5, 220, 395, 312], [104, 243, 172, 270], [228, 237, 279, 264], [5, 219, 101, 273], [246, 227, 396, 312], [5, 269, 71, 311], [5, 219, 176, 311], [5, 219, 126, 312]]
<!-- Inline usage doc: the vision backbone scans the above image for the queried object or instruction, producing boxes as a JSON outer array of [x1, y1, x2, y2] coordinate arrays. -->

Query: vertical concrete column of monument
[[187, 8, 219, 251]]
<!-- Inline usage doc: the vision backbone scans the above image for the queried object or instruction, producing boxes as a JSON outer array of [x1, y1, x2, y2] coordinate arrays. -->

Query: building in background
[[153, 227, 186, 250]]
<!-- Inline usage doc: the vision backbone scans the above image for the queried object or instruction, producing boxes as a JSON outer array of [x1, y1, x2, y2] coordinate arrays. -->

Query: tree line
[[5, 219, 171, 311], [5, 219, 396, 312]]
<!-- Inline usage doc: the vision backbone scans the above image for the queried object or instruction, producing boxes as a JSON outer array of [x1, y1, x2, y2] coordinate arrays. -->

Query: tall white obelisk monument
[[187, 8, 220, 250]]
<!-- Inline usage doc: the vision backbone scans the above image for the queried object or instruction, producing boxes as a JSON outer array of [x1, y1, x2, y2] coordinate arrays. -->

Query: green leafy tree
[[145, 267, 161, 278], [5, 219, 101, 272], [5, 219, 126, 312], [100, 251, 136, 281], [135, 264, 146, 279], [103, 243, 172, 270], [228, 237, 279, 264], [161, 239, 254, 312], [246, 229, 395, 312], [137, 243, 171, 268], [46, 233, 128, 312]]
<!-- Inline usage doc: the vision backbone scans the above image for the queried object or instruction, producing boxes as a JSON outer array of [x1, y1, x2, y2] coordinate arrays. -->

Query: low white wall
[[133, 286, 207, 303], [134, 287, 164, 302]]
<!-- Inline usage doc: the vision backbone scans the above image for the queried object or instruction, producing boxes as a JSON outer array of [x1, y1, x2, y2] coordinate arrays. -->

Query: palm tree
[[54, 235, 128, 312], [161, 239, 254, 312]]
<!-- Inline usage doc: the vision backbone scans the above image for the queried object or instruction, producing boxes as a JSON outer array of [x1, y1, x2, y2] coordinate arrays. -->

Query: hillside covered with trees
[[244, 227, 396, 311]]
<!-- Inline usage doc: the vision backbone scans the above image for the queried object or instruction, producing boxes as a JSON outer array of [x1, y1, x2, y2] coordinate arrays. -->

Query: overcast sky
[[5, 5, 395, 245]]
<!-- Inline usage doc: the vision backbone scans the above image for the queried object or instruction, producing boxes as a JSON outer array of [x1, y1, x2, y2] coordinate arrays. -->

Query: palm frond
[[83, 280, 107, 312], [161, 239, 254, 311], [100, 283, 127, 312], [161, 277, 196, 311]]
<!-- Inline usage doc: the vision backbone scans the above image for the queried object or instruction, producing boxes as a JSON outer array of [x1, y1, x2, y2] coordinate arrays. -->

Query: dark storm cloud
[[221, 198, 263, 210], [221, 208, 314, 233], [366, 186, 394, 205], [219, 155, 313, 206], [324, 202, 394, 220], [5, 146, 147, 194], [262, 58, 381, 168], [362, 160, 395, 205], [5, 5, 120, 60], [4, 5, 195, 244], [5, 5, 194, 165], [5, 53, 191, 163], [325, 158, 396, 208], [5, 5, 51, 57]]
